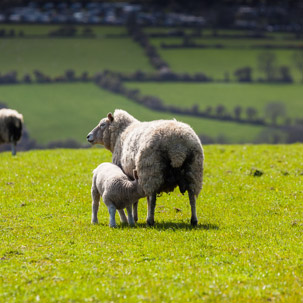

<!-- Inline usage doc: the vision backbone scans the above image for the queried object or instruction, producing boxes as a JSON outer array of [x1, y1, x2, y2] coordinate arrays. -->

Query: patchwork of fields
[[1, 146, 303, 302], [0, 83, 263, 144], [0, 24, 302, 144], [125, 82, 303, 121], [1, 24, 303, 302]]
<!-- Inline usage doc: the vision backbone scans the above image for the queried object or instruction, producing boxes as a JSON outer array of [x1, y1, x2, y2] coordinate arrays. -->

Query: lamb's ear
[[107, 112, 114, 123], [133, 169, 139, 180]]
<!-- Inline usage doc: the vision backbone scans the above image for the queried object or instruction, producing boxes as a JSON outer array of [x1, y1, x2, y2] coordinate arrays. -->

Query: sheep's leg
[[91, 187, 100, 224], [133, 201, 138, 222], [11, 142, 16, 156], [146, 194, 156, 226], [117, 209, 128, 224], [126, 206, 135, 227], [107, 204, 117, 228], [189, 190, 198, 226]]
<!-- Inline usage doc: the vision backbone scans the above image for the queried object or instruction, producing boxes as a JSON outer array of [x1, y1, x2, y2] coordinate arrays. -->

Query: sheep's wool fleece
[[0, 109, 23, 143], [109, 110, 204, 197]]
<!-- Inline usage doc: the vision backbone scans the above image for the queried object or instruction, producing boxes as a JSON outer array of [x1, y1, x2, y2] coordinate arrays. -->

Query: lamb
[[0, 108, 23, 156], [87, 109, 204, 226], [91, 162, 145, 227]]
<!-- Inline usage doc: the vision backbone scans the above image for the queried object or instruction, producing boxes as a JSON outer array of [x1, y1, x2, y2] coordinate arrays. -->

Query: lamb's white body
[[0, 108, 23, 155], [91, 162, 145, 227], [87, 109, 204, 226]]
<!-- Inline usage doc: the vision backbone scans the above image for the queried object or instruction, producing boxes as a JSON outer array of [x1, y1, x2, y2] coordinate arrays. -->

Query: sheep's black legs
[[188, 190, 198, 226], [146, 194, 156, 226], [11, 142, 16, 156], [133, 201, 138, 222]]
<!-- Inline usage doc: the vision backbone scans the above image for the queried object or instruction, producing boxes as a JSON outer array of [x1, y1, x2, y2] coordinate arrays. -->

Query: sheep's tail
[[167, 143, 188, 168]]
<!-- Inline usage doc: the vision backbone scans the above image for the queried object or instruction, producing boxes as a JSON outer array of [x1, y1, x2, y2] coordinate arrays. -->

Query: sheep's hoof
[[190, 218, 198, 227], [91, 220, 98, 224]]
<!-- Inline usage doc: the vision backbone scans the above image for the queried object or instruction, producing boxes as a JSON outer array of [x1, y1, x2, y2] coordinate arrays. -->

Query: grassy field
[[125, 82, 303, 121], [0, 25, 127, 36], [0, 36, 153, 77], [154, 47, 301, 81], [1, 146, 303, 302], [0, 83, 264, 144]]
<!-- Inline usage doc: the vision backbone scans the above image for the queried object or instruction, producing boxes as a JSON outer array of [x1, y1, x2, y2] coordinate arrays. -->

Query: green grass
[[0, 36, 154, 77], [0, 83, 263, 144], [154, 46, 302, 81], [0, 25, 127, 36], [125, 82, 303, 121], [1, 146, 303, 302]]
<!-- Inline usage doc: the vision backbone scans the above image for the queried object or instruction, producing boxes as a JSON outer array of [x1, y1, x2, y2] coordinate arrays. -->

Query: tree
[[234, 106, 242, 120], [234, 66, 252, 82], [257, 52, 277, 82], [278, 66, 293, 83], [204, 106, 213, 116], [216, 105, 226, 117], [292, 50, 303, 83], [246, 107, 258, 121], [264, 102, 286, 125]]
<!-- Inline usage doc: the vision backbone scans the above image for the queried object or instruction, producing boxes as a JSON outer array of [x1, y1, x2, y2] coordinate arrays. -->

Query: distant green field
[[0, 36, 153, 77], [0, 25, 127, 36], [151, 37, 303, 49], [125, 82, 303, 121], [0, 83, 264, 144], [144, 27, 295, 39], [153, 45, 301, 81], [1, 146, 303, 302]]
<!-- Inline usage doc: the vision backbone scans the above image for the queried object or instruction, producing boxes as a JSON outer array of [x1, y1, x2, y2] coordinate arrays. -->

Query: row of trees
[[48, 26, 95, 37], [0, 28, 24, 37], [233, 51, 303, 83], [94, 71, 294, 127], [161, 39, 303, 50], [127, 18, 169, 71], [0, 69, 213, 85]]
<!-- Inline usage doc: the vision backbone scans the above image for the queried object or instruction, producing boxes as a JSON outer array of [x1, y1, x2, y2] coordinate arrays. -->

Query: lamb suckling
[[0, 108, 23, 156], [87, 109, 204, 226], [91, 162, 145, 227]]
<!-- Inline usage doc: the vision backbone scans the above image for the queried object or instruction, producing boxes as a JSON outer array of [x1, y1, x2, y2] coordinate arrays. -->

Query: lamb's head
[[87, 113, 114, 149]]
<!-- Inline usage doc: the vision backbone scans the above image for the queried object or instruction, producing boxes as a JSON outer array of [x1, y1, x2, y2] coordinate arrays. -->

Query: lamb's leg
[[126, 205, 135, 227], [91, 187, 100, 224], [107, 204, 117, 228], [117, 209, 128, 224], [188, 190, 198, 226], [133, 201, 138, 222], [11, 142, 16, 156], [146, 194, 156, 226]]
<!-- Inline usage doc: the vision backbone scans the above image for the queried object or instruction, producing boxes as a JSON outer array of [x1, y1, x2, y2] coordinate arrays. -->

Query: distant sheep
[[0, 108, 23, 155], [87, 109, 204, 226], [91, 162, 145, 227]]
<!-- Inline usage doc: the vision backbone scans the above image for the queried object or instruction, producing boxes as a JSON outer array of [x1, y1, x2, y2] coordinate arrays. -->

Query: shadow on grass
[[131, 222, 219, 230]]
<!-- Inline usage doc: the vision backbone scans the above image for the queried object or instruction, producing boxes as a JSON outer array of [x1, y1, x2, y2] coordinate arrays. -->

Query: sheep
[[0, 108, 23, 156], [91, 162, 145, 227], [87, 109, 204, 226]]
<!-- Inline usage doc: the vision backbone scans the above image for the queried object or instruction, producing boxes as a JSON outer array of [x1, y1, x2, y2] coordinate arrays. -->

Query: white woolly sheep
[[87, 109, 204, 226], [91, 162, 145, 227], [0, 108, 23, 156]]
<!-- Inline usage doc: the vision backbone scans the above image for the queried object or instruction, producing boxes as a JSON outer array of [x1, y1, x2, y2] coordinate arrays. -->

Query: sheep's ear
[[133, 169, 138, 180], [107, 112, 114, 123]]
